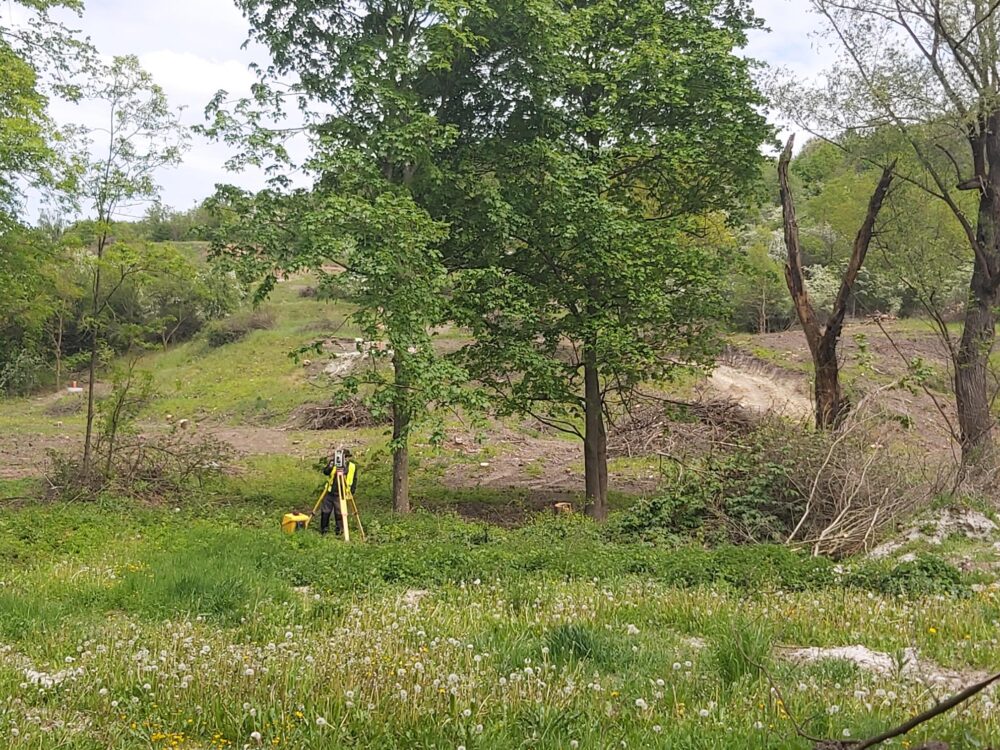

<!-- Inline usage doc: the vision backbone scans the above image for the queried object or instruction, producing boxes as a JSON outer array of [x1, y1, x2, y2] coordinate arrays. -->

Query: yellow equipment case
[[281, 512, 310, 534]]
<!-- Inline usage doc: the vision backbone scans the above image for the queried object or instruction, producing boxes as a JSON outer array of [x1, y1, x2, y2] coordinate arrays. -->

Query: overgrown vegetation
[[204, 308, 275, 348], [6, 0, 1000, 747], [0, 489, 993, 748]]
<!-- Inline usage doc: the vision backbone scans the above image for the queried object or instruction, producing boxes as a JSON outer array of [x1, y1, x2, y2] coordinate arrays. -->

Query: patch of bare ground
[[437, 425, 660, 499], [703, 347, 813, 421], [423, 494, 575, 527], [779, 644, 993, 695], [0, 433, 75, 479], [717, 323, 960, 457]]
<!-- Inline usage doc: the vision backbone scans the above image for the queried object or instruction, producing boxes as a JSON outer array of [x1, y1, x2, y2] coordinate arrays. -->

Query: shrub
[[0, 347, 45, 396], [205, 309, 275, 347], [47, 362, 234, 501], [847, 554, 968, 598], [607, 405, 929, 557]]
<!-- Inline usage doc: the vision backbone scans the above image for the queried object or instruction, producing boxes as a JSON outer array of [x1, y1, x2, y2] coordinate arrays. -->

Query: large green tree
[[442, 0, 771, 518], [0, 0, 93, 225], [205, 0, 486, 513]]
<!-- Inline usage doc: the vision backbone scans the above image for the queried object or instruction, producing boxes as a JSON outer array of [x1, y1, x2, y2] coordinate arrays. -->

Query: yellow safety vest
[[325, 461, 357, 495]]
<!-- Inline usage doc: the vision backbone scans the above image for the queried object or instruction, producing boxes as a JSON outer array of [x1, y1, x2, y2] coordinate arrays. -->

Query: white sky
[[21, 0, 827, 219]]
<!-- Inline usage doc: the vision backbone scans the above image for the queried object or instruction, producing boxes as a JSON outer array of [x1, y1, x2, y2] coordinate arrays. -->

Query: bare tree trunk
[[955, 125, 1000, 466], [778, 135, 894, 429], [815, 337, 844, 427], [583, 352, 608, 521], [392, 355, 411, 514], [82, 251, 103, 476], [53, 312, 63, 391]]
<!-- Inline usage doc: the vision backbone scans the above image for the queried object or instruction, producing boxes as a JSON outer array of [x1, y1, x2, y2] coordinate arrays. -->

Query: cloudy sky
[[24, 0, 828, 218]]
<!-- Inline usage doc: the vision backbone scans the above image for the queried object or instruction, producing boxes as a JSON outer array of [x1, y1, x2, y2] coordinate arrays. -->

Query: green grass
[[1, 493, 999, 748], [141, 280, 363, 423], [6, 288, 1000, 747]]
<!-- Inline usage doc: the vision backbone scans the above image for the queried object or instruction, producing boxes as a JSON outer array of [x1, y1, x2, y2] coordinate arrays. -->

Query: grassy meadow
[[3, 277, 1000, 749]]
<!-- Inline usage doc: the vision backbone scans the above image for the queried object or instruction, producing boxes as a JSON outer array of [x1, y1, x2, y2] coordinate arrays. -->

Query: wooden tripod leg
[[336, 474, 350, 542], [348, 493, 366, 541]]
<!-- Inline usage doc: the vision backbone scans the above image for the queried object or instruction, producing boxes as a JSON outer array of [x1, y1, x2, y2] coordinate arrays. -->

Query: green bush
[[205, 309, 275, 347], [847, 554, 967, 598], [607, 417, 920, 557]]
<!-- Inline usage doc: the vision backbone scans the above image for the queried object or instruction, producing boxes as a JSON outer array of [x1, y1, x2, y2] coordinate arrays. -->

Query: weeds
[[204, 309, 275, 347], [708, 617, 772, 686], [1, 498, 999, 748], [609, 408, 930, 557]]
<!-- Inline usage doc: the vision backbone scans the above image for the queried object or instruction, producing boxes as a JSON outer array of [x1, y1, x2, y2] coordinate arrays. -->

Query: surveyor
[[319, 448, 358, 536]]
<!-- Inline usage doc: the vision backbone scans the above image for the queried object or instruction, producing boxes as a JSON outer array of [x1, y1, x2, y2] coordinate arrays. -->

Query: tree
[[205, 0, 483, 513], [43, 245, 86, 389], [778, 136, 895, 427], [0, 226, 55, 394], [788, 0, 1000, 466], [444, 0, 771, 519], [1, 0, 95, 228], [730, 219, 791, 334], [75, 55, 187, 476]]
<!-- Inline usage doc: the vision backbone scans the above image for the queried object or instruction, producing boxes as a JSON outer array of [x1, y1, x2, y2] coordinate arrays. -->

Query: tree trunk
[[815, 337, 844, 428], [956, 258, 998, 466], [53, 312, 63, 391], [778, 135, 894, 430], [82, 258, 102, 476], [583, 353, 608, 521], [392, 356, 411, 514], [83, 325, 99, 475], [954, 121, 1000, 468]]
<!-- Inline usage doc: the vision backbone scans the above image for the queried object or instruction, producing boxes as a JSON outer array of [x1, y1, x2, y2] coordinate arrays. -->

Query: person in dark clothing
[[319, 448, 358, 536]]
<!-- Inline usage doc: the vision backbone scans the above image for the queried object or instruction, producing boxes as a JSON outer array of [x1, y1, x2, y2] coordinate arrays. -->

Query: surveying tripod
[[323, 468, 364, 542]]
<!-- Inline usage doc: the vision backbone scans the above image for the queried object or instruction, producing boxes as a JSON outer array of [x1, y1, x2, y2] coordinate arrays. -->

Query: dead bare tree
[[782, 0, 1000, 468], [778, 135, 895, 428]]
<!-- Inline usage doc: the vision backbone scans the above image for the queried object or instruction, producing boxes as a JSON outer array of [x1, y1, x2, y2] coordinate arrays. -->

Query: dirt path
[[707, 364, 812, 420]]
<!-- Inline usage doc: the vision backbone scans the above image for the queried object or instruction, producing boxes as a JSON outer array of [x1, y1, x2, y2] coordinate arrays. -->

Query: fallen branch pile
[[608, 397, 757, 459], [291, 398, 389, 430]]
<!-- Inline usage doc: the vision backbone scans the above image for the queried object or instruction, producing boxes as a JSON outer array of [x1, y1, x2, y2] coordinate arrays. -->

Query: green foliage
[[609, 434, 796, 546], [0, 235, 238, 394], [0, 348, 45, 396], [0, 0, 92, 227], [440, 0, 771, 514], [204, 309, 275, 348], [708, 617, 772, 686], [728, 223, 791, 333], [204, 2, 489, 510], [778, 133, 974, 320], [846, 554, 968, 598], [0, 42, 53, 226]]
